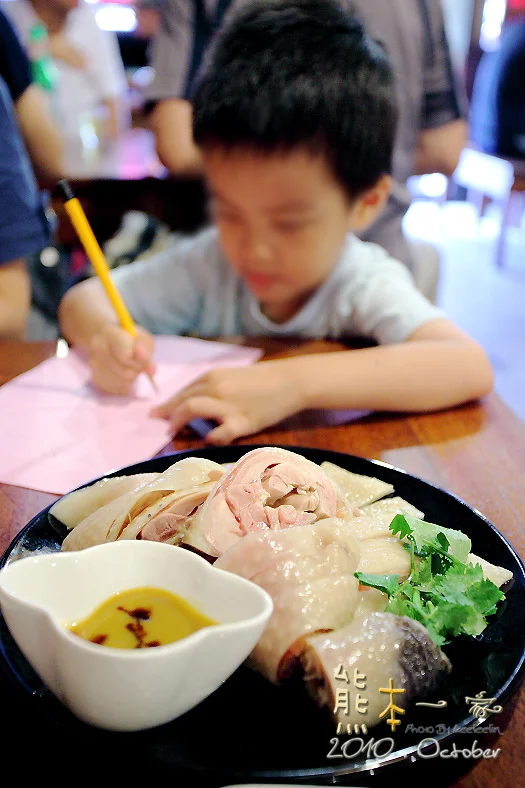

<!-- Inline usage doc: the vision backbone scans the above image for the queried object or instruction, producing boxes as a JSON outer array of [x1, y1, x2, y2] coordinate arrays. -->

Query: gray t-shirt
[[111, 228, 443, 343], [145, 0, 465, 268]]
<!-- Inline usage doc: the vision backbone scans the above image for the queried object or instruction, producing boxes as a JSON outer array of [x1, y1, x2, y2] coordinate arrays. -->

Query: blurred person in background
[[2, 0, 130, 146], [144, 0, 467, 288], [469, 9, 525, 161], [0, 7, 68, 339], [134, 0, 161, 39], [0, 74, 52, 338], [0, 7, 63, 184]]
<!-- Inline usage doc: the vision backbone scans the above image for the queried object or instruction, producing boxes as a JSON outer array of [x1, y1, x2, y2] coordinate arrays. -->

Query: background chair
[[449, 146, 525, 268]]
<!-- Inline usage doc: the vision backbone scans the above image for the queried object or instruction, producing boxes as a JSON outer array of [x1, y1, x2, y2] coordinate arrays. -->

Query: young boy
[[58, 0, 493, 445]]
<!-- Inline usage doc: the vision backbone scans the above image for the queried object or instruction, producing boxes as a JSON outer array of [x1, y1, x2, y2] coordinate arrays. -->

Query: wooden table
[[0, 338, 524, 787]]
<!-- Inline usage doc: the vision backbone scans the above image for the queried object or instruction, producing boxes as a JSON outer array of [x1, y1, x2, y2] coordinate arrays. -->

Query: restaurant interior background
[[111, 0, 525, 426], [8, 0, 525, 422], [1, 9, 524, 780]]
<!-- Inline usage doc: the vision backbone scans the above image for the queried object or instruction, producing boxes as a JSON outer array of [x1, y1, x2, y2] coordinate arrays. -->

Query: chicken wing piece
[[301, 612, 451, 730]]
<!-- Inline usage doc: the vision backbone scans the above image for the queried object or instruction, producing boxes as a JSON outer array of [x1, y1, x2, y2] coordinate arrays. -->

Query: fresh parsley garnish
[[355, 513, 505, 647]]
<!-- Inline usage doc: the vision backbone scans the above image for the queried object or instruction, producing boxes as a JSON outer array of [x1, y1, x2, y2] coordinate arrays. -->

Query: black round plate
[[1, 445, 524, 786]]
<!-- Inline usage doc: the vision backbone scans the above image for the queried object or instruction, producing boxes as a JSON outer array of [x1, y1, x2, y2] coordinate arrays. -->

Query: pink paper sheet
[[0, 336, 262, 495]]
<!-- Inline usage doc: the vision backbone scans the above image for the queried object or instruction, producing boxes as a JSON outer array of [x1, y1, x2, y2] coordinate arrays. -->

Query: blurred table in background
[[54, 127, 208, 248], [63, 126, 165, 182]]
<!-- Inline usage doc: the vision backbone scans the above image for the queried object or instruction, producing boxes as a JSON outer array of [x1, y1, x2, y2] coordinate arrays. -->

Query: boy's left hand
[[150, 360, 306, 444]]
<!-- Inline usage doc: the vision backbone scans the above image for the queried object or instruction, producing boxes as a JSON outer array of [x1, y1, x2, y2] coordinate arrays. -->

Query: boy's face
[[203, 147, 385, 323]]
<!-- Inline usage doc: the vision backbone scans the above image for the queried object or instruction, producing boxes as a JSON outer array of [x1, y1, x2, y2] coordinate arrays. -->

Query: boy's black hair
[[192, 0, 398, 200]]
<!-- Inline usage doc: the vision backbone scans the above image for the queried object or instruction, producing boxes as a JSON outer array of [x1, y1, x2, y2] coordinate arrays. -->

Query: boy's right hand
[[89, 325, 156, 395]]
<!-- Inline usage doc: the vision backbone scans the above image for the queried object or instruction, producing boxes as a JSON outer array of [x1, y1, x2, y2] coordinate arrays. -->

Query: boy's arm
[[296, 320, 492, 413], [59, 231, 209, 351], [152, 319, 493, 445], [58, 235, 212, 394], [58, 277, 155, 395], [58, 277, 120, 351]]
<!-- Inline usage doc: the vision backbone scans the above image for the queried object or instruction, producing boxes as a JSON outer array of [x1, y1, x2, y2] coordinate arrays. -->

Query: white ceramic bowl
[[0, 541, 273, 732]]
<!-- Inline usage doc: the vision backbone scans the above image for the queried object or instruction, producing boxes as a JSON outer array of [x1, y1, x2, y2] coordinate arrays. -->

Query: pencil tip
[[147, 373, 159, 394]]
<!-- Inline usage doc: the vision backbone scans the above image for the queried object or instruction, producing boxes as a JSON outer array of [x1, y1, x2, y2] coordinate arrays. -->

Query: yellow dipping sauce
[[69, 587, 216, 649]]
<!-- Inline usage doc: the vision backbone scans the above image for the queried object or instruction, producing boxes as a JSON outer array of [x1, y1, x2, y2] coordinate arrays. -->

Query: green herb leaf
[[390, 512, 472, 563], [353, 514, 505, 648], [355, 572, 401, 596]]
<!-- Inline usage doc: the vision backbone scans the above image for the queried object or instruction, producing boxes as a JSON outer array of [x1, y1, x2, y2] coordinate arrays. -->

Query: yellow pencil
[[57, 179, 158, 393]]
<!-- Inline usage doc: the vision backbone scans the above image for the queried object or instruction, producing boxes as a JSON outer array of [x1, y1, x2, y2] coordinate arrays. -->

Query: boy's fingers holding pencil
[[89, 325, 156, 394], [90, 359, 136, 395], [90, 356, 140, 383], [133, 329, 156, 375], [91, 326, 137, 369], [93, 325, 153, 373]]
